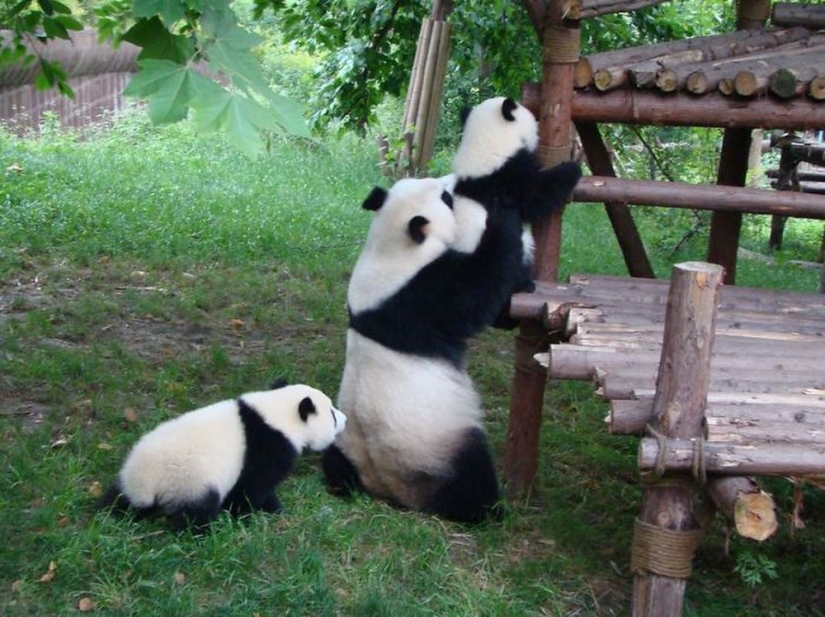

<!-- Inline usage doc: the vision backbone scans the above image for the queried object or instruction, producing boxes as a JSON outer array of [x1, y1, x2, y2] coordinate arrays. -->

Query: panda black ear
[[270, 378, 289, 390], [408, 216, 430, 245], [502, 97, 518, 121], [362, 187, 388, 211], [298, 396, 317, 422], [441, 191, 453, 209]]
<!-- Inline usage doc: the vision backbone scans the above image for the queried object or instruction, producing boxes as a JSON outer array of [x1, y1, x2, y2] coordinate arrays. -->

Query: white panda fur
[[449, 96, 582, 296], [322, 176, 527, 523], [100, 382, 346, 530]]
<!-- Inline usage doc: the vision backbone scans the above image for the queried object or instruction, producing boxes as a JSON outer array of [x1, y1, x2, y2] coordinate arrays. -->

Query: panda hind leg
[[321, 444, 367, 497], [427, 428, 502, 524], [167, 489, 222, 533]]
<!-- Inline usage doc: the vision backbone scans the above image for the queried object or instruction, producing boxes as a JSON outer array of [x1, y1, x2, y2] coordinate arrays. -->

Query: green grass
[[2, 114, 825, 615]]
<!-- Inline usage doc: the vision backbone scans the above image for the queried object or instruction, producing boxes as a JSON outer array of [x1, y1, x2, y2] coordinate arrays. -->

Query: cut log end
[[734, 490, 778, 541], [810, 76, 825, 101]]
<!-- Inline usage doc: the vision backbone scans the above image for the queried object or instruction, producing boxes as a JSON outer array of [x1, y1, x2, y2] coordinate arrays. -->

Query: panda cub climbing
[[100, 381, 346, 531], [322, 177, 527, 523], [448, 96, 582, 296]]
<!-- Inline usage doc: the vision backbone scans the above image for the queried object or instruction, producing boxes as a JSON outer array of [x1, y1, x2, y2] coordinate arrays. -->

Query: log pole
[[632, 262, 724, 617], [504, 1, 579, 495]]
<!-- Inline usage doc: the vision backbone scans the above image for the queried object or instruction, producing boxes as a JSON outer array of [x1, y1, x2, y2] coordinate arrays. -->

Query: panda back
[[119, 401, 246, 509]]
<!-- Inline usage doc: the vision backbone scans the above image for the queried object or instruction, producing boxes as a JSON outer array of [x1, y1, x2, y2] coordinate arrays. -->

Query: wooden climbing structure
[[507, 1, 825, 614]]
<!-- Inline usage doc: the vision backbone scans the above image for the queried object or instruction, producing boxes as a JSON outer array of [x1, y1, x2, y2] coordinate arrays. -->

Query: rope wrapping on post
[[631, 518, 704, 579], [538, 144, 573, 167], [543, 24, 581, 64]]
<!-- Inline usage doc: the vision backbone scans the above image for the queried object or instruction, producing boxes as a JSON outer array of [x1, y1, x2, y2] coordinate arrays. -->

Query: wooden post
[[632, 262, 724, 617], [705, 0, 770, 282], [504, 0, 580, 494]]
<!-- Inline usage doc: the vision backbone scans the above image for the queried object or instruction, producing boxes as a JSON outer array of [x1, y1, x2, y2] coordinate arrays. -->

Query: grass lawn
[[2, 115, 825, 615]]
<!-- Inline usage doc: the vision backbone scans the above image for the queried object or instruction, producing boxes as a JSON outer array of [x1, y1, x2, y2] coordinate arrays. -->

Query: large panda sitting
[[321, 177, 527, 523], [448, 96, 582, 298], [100, 381, 346, 531]]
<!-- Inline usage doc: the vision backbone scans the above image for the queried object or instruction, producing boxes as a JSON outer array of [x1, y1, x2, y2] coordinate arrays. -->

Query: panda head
[[242, 382, 347, 452], [348, 177, 457, 314], [452, 96, 539, 179]]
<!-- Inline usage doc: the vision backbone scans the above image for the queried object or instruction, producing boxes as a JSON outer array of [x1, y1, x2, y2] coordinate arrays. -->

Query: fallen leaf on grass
[[173, 571, 186, 586], [88, 481, 103, 498], [11, 580, 22, 592], [78, 597, 95, 612], [39, 561, 57, 583], [123, 408, 138, 423]]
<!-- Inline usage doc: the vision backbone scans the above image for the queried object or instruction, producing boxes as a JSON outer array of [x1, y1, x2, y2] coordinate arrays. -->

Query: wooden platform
[[512, 269, 825, 478]]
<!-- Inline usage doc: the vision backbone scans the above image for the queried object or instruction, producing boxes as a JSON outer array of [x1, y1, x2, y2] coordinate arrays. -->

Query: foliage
[[734, 550, 779, 588], [0, 0, 84, 96], [0, 0, 309, 156]]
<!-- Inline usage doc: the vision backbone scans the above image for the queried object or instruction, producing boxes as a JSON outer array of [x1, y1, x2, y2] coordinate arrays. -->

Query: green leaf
[[124, 59, 197, 123], [265, 92, 310, 138], [42, 16, 70, 40], [192, 91, 303, 158], [131, 0, 186, 25], [123, 16, 193, 63]]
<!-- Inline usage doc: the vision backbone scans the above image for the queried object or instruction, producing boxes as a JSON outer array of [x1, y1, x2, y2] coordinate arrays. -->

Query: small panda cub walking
[[100, 381, 346, 531]]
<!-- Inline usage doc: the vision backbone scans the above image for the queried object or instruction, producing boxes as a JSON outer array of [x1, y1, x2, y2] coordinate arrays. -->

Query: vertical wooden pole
[[631, 262, 724, 617], [504, 0, 580, 494], [706, 128, 751, 283], [705, 0, 769, 283]]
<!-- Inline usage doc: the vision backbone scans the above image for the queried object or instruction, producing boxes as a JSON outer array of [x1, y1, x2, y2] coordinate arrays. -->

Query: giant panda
[[99, 381, 346, 531], [448, 96, 582, 297], [321, 176, 527, 524]]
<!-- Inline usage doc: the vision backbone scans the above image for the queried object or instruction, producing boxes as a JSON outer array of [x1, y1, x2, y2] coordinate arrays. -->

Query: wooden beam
[[522, 83, 825, 130], [572, 175, 825, 220], [580, 0, 669, 19], [639, 438, 825, 476], [772, 2, 825, 29]]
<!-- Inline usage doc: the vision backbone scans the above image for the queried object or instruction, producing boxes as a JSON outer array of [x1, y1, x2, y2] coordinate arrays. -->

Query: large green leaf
[[191, 91, 284, 158], [131, 0, 186, 25], [122, 16, 193, 63], [124, 59, 213, 123]]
